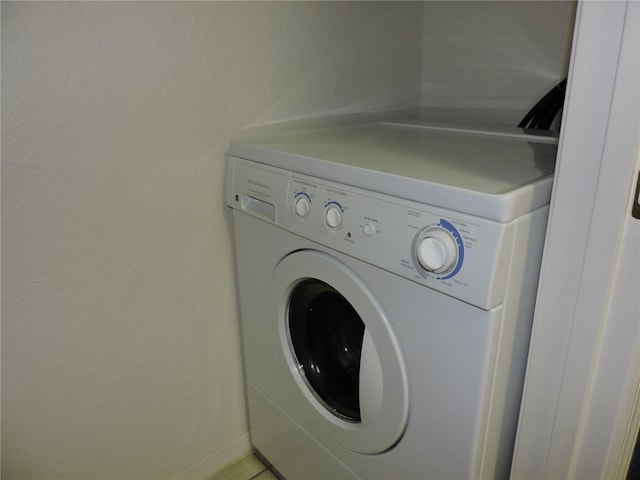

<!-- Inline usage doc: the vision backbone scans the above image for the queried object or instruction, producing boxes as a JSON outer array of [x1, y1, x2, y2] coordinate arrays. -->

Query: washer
[[226, 122, 556, 479]]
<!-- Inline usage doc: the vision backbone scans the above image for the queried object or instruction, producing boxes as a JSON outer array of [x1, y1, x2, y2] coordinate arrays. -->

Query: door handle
[[359, 327, 383, 425]]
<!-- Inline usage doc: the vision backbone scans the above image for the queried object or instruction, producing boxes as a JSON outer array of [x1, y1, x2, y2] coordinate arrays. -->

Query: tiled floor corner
[[208, 453, 279, 480]]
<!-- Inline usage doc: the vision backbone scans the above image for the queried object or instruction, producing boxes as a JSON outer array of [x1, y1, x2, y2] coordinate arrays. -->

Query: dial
[[295, 196, 311, 217], [416, 228, 458, 273], [325, 206, 342, 228]]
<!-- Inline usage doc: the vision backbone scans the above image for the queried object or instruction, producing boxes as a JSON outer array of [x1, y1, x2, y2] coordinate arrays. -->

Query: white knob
[[295, 197, 310, 217], [416, 228, 458, 273], [325, 206, 342, 228], [363, 223, 376, 237]]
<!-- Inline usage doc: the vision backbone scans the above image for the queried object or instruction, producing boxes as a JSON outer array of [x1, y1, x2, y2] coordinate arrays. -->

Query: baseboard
[[176, 432, 252, 480]]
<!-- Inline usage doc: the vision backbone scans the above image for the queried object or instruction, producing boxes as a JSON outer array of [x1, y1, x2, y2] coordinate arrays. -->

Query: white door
[[267, 249, 410, 455]]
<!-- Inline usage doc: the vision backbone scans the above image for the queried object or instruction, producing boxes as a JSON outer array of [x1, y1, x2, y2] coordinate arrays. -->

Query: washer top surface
[[229, 122, 557, 222]]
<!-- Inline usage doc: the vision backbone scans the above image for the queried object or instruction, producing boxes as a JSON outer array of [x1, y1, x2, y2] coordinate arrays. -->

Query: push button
[[363, 223, 376, 236]]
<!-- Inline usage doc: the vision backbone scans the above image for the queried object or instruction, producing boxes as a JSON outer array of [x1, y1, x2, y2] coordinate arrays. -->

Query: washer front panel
[[232, 211, 509, 479], [230, 157, 514, 310]]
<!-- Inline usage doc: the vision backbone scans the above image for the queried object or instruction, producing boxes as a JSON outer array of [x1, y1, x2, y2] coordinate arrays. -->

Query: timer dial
[[416, 228, 458, 273]]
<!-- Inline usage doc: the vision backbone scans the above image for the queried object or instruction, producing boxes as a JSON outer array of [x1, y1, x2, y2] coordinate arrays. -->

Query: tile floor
[[208, 453, 279, 480]]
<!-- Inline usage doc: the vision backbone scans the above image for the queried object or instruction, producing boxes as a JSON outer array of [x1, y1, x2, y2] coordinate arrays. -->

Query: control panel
[[229, 157, 513, 310]]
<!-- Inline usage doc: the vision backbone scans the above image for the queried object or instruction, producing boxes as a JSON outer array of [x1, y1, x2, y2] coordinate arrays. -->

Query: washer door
[[269, 250, 409, 454]]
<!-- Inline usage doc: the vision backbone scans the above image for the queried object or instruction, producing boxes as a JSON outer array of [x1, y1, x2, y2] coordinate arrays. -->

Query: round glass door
[[288, 279, 365, 422]]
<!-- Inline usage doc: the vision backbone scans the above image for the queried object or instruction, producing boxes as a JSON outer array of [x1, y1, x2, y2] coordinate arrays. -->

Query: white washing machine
[[226, 122, 557, 479]]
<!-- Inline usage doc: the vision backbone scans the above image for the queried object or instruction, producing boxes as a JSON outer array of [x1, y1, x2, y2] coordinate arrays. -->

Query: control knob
[[325, 206, 342, 228], [416, 228, 458, 274], [294, 197, 311, 218]]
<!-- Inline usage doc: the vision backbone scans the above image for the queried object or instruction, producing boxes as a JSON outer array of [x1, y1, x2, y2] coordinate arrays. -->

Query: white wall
[[420, 1, 576, 125], [1, 2, 423, 478]]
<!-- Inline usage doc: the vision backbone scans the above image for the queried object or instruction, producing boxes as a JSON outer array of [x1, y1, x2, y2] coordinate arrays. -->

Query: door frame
[[512, 1, 640, 478]]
